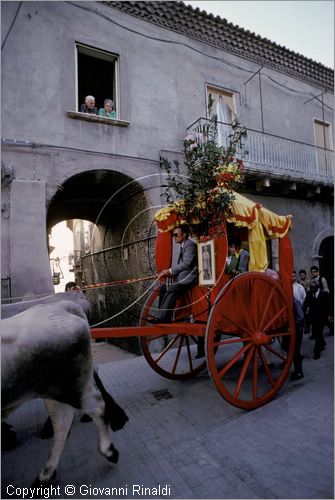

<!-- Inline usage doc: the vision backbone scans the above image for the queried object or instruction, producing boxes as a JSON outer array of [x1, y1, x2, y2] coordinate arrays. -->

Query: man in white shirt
[[292, 270, 306, 306]]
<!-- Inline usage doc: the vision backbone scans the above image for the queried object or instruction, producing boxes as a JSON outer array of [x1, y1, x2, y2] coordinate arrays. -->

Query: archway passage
[[47, 170, 157, 351], [319, 236, 334, 299]]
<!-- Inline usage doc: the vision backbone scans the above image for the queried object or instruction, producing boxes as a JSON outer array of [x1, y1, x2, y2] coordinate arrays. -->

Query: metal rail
[[187, 118, 334, 185]]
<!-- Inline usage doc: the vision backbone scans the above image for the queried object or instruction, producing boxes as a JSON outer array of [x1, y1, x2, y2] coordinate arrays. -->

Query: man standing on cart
[[151, 225, 198, 323]]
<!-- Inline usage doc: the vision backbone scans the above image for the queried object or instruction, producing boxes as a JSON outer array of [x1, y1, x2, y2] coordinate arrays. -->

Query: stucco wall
[[245, 193, 333, 274], [2, 2, 333, 153], [1, 1, 333, 303]]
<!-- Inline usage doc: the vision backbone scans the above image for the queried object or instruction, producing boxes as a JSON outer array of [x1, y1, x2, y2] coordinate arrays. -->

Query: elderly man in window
[[80, 95, 98, 115]]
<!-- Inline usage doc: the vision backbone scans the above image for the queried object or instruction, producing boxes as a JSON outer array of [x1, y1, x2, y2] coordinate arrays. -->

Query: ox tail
[[93, 370, 129, 431]]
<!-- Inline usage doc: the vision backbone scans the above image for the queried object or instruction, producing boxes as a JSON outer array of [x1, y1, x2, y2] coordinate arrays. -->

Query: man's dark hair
[[65, 281, 77, 291], [178, 224, 190, 237], [310, 265, 319, 272], [299, 269, 306, 275]]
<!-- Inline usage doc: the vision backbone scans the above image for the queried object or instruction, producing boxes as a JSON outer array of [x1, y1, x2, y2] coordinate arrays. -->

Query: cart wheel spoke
[[217, 312, 252, 337], [263, 343, 287, 361], [259, 348, 275, 386], [262, 305, 288, 332], [206, 272, 295, 409], [264, 345, 287, 362], [234, 286, 251, 325], [185, 336, 194, 372], [252, 348, 259, 400], [140, 291, 206, 380], [234, 346, 255, 399], [218, 342, 252, 379], [154, 335, 179, 363], [259, 287, 275, 330], [213, 336, 253, 348], [171, 335, 184, 374]]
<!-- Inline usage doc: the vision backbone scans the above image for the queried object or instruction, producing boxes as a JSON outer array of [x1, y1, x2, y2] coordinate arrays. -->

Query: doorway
[[319, 235, 334, 299]]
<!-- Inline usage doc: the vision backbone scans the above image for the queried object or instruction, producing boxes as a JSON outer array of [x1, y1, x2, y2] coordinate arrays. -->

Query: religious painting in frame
[[198, 239, 216, 286]]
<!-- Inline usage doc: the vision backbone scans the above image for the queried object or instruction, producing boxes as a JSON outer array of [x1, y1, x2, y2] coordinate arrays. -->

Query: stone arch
[[312, 227, 334, 261], [46, 169, 159, 350]]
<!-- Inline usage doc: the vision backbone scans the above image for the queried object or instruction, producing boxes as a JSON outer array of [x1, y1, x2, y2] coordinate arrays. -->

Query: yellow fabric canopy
[[154, 191, 292, 272]]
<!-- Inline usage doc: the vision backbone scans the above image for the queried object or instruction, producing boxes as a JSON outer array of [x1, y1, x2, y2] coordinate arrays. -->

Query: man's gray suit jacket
[[171, 238, 198, 286]]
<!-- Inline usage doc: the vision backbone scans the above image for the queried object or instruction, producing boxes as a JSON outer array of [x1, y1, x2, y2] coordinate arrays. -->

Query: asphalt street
[[2, 331, 333, 500]]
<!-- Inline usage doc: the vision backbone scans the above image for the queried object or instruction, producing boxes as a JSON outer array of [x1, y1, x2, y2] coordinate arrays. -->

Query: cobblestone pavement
[[92, 340, 137, 364], [2, 332, 333, 499]]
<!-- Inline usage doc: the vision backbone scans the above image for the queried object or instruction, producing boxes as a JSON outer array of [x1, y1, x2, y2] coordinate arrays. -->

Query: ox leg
[[33, 400, 74, 485], [82, 389, 119, 464], [2, 421, 17, 450]]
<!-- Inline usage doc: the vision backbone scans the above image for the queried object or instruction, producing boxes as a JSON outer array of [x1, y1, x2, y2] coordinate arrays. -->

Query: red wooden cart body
[[91, 198, 295, 410]]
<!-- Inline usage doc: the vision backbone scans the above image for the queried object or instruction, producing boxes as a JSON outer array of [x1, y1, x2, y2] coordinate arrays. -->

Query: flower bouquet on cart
[[157, 117, 247, 238]]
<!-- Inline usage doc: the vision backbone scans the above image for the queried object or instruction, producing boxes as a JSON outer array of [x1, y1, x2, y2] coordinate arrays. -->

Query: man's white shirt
[[293, 281, 306, 305]]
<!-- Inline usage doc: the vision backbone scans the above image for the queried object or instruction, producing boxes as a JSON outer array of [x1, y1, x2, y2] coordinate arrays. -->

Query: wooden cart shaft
[[91, 323, 206, 339]]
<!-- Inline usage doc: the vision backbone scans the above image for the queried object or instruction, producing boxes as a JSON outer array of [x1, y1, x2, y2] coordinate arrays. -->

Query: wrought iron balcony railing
[[187, 118, 334, 186]]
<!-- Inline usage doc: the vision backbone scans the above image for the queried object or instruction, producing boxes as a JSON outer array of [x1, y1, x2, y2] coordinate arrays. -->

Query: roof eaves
[[102, 0, 334, 91]]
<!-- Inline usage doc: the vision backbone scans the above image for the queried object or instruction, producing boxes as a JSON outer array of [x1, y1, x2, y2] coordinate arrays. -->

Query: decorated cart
[[91, 190, 295, 410]]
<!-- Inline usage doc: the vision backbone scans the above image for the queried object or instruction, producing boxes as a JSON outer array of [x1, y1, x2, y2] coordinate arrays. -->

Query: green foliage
[[161, 118, 247, 231]]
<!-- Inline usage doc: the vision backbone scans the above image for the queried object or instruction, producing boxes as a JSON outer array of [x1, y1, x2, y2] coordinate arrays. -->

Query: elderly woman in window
[[99, 98, 117, 119], [80, 95, 98, 114]]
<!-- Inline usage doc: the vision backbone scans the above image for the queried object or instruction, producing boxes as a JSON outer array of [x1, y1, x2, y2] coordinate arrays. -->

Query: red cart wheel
[[206, 272, 295, 409], [139, 290, 206, 380]]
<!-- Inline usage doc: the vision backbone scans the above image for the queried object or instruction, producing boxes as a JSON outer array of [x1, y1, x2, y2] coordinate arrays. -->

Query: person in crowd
[[303, 278, 330, 360], [236, 240, 250, 273], [298, 269, 310, 291], [292, 270, 306, 306], [98, 98, 117, 119], [290, 297, 305, 380], [298, 269, 311, 334], [65, 281, 80, 292], [225, 242, 238, 275], [310, 265, 329, 293], [264, 268, 279, 280], [150, 225, 198, 324], [80, 95, 98, 114]]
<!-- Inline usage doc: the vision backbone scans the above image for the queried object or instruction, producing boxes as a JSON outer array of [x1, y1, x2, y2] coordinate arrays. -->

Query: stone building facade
[[1, 2, 333, 336]]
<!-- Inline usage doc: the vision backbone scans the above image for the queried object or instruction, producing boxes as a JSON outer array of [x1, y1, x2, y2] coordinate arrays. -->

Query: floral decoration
[[157, 118, 247, 233]]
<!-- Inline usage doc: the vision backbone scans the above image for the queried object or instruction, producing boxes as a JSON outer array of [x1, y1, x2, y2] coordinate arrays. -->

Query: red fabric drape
[[155, 231, 172, 272]]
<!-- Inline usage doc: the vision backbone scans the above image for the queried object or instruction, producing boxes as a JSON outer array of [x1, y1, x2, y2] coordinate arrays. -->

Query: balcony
[[187, 118, 334, 187]]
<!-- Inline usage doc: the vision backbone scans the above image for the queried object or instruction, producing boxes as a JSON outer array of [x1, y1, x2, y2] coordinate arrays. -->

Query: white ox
[[1, 298, 128, 485]]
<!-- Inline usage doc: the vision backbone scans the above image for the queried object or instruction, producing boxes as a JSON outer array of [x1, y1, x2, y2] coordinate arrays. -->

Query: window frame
[[75, 42, 120, 118], [205, 84, 237, 122], [313, 118, 333, 151]]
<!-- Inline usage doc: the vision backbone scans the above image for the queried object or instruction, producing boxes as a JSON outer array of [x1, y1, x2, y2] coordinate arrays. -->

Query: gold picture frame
[[198, 239, 216, 286]]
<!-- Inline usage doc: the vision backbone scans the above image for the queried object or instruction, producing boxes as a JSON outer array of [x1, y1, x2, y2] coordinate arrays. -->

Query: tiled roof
[[104, 1, 333, 91]]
